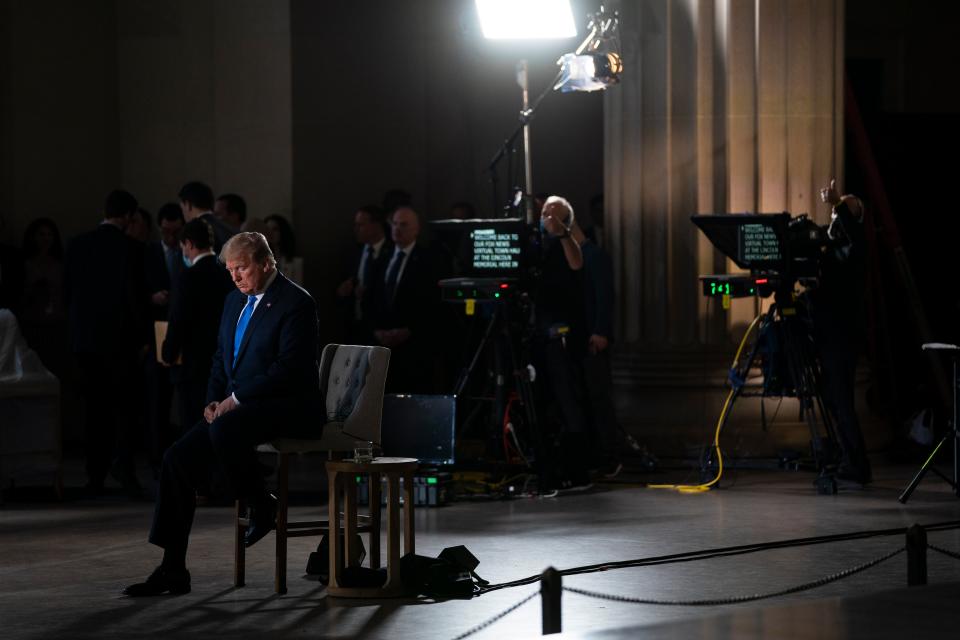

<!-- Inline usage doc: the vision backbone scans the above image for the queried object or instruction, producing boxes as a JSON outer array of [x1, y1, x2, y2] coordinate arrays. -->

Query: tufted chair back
[[318, 344, 390, 445]]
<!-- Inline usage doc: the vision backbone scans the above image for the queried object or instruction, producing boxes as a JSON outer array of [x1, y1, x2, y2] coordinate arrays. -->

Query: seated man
[[124, 232, 319, 596]]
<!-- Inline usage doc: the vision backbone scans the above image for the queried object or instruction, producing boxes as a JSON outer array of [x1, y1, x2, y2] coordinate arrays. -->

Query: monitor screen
[[430, 218, 527, 278], [691, 213, 790, 271], [738, 222, 782, 263], [381, 394, 456, 466]]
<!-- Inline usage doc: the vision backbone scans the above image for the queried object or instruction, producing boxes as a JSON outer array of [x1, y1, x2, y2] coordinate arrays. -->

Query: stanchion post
[[541, 567, 562, 635], [906, 524, 928, 586]]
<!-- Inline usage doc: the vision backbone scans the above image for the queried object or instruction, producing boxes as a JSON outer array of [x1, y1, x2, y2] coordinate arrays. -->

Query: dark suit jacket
[[354, 239, 393, 322], [372, 244, 440, 343], [162, 254, 234, 378], [64, 223, 146, 354], [198, 212, 237, 255], [207, 272, 319, 412]]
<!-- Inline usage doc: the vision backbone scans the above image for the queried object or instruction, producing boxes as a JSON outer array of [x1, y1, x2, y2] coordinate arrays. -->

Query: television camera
[[692, 212, 842, 493]]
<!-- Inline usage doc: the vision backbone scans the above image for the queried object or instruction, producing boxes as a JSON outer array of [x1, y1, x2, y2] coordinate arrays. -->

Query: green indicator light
[[356, 476, 362, 482], [426, 477, 438, 485], [456, 290, 463, 297], [494, 292, 500, 298], [749, 288, 755, 294]]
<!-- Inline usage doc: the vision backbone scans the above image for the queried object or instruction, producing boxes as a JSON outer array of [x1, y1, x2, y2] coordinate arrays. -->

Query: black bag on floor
[[399, 545, 487, 599]]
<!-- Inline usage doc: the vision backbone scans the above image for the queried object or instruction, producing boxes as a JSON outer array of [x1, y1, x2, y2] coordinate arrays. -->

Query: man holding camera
[[811, 179, 871, 486]]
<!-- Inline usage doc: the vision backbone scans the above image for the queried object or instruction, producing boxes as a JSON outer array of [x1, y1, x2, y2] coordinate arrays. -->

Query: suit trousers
[[148, 402, 306, 551], [75, 351, 138, 485]]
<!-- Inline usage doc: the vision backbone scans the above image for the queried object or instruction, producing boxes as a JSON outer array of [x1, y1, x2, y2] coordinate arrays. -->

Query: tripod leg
[[898, 432, 949, 504]]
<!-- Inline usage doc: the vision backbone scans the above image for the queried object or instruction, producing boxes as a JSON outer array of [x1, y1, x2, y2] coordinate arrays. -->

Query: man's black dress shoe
[[244, 493, 278, 548], [123, 566, 191, 597]]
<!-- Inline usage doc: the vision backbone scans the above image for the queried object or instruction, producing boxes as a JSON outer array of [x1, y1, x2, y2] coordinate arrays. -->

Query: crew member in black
[[810, 179, 871, 485], [536, 195, 591, 491]]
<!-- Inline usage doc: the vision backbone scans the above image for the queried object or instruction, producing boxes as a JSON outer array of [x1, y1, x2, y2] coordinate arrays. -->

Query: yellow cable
[[648, 313, 763, 493]]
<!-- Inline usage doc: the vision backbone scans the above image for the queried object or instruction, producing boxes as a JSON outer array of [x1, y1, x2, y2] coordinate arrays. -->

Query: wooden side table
[[326, 456, 418, 597]]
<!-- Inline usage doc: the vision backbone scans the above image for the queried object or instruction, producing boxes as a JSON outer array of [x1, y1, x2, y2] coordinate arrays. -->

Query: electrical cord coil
[[562, 545, 904, 607], [648, 313, 763, 493]]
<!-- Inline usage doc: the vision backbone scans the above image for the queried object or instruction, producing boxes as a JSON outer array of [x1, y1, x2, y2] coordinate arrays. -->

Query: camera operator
[[543, 198, 623, 477], [536, 196, 594, 491], [810, 179, 871, 485]]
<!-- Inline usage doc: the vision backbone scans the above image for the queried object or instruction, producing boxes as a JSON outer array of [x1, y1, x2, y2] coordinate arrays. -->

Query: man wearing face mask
[[535, 196, 593, 492], [161, 218, 234, 430]]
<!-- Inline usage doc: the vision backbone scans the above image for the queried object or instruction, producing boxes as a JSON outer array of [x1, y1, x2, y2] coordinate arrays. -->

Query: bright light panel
[[476, 0, 577, 40]]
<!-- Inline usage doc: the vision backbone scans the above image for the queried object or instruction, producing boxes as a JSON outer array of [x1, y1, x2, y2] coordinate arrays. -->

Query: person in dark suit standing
[[140, 203, 185, 474], [161, 218, 234, 430], [124, 232, 319, 596], [64, 189, 147, 496], [336, 204, 392, 344], [372, 206, 440, 393], [178, 181, 236, 254]]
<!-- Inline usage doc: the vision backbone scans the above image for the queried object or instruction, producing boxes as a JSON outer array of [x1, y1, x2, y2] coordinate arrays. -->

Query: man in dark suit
[[139, 203, 185, 474], [64, 189, 147, 495], [178, 181, 236, 254], [161, 218, 234, 430], [124, 231, 319, 596], [372, 206, 440, 393], [336, 204, 392, 344]]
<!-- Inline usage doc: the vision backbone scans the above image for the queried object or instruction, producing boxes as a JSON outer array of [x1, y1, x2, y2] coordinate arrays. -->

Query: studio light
[[480, 3, 623, 220], [475, 0, 577, 40], [554, 51, 623, 92]]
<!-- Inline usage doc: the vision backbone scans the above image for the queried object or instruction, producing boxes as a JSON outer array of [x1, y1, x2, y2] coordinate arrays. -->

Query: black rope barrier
[[929, 543, 960, 561], [449, 591, 538, 640], [562, 545, 904, 607], [477, 519, 960, 595]]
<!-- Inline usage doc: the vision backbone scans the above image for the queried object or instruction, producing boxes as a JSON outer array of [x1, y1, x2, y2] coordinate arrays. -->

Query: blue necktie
[[233, 295, 258, 362]]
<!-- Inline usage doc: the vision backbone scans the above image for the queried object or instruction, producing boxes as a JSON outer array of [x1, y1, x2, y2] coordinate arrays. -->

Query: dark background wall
[[0, 0, 119, 243], [845, 0, 960, 416], [0, 0, 605, 343]]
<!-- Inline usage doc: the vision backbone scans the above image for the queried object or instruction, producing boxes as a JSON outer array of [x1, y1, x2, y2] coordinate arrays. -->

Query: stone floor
[[2, 457, 960, 639]]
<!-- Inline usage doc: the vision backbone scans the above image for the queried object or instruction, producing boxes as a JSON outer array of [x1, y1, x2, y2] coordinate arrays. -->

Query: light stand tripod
[[485, 8, 621, 222], [898, 344, 960, 503]]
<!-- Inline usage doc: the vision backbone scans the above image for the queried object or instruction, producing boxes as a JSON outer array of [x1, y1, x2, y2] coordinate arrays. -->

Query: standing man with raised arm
[[812, 179, 871, 486]]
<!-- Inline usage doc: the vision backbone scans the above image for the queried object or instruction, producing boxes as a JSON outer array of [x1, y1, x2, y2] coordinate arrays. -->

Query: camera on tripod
[[692, 211, 827, 303], [693, 211, 831, 396], [692, 212, 841, 491]]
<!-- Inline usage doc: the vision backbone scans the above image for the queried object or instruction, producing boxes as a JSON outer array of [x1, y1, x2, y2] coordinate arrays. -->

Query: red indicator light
[[500, 283, 510, 289], [755, 278, 768, 284]]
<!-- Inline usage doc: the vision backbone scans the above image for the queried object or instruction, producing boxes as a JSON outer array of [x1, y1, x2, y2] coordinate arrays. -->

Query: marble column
[[605, 0, 844, 347]]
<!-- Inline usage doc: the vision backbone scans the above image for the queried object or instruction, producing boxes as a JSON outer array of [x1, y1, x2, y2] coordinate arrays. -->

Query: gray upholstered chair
[[234, 343, 390, 594]]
